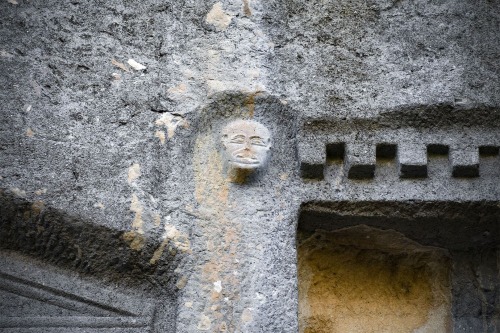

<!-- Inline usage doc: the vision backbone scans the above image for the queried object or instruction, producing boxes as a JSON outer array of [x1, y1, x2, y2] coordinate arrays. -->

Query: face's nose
[[235, 141, 256, 159], [236, 149, 255, 158]]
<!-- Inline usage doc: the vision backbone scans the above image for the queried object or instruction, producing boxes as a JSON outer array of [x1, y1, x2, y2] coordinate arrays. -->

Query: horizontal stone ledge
[[0, 316, 150, 328], [298, 140, 498, 180]]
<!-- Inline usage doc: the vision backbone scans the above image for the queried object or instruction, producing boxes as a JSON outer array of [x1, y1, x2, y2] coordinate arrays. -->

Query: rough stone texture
[[0, 0, 499, 332], [298, 226, 451, 333], [398, 143, 428, 178], [264, 0, 500, 118], [298, 202, 500, 333], [299, 140, 326, 180], [450, 148, 480, 178], [344, 143, 376, 179]]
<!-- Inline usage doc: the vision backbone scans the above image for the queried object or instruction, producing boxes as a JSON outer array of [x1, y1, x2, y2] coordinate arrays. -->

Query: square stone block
[[345, 143, 376, 179], [299, 141, 326, 180], [398, 143, 428, 178], [450, 148, 479, 178]]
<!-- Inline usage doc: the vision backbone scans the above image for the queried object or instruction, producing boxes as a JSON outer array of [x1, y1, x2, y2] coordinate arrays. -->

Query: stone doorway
[[297, 201, 500, 333], [298, 226, 451, 333]]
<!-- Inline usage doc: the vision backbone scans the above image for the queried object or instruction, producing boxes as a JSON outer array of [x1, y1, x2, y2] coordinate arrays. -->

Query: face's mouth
[[232, 157, 259, 165], [232, 151, 259, 164]]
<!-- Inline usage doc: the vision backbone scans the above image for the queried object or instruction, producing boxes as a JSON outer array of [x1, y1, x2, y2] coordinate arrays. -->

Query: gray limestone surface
[[0, 0, 499, 332]]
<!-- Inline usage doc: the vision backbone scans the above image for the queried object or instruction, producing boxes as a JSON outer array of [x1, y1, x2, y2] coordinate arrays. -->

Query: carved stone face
[[221, 120, 271, 171]]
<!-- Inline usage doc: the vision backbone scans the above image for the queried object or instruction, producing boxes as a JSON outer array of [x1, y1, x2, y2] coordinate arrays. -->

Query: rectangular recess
[[326, 142, 345, 161], [479, 145, 499, 156], [427, 144, 449, 155], [301, 163, 324, 180], [376, 143, 397, 159], [297, 200, 500, 332], [450, 149, 480, 178]]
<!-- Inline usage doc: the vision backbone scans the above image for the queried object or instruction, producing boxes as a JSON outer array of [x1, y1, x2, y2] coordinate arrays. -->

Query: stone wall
[[1, 0, 499, 332]]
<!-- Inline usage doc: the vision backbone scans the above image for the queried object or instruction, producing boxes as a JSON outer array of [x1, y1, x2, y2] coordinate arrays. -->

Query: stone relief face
[[221, 120, 271, 171]]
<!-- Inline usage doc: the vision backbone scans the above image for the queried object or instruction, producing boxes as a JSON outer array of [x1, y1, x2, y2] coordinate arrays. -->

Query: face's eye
[[250, 136, 267, 146], [229, 135, 246, 144]]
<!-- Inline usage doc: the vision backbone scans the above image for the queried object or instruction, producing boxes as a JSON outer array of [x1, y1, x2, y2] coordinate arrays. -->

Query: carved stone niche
[[298, 201, 500, 333], [170, 91, 299, 332], [191, 92, 297, 184]]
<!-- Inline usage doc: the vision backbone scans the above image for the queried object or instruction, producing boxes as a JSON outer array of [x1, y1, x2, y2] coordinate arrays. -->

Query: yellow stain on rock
[[111, 58, 129, 72], [193, 132, 246, 329], [167, 83, 187, 95], [155, 113, 188, 139], [26, 128, 34, 137], [197, 314, 212, 331], [34, 188, 47, 195], [241, 308, 253, 323], [244, 93, 256, 118], [205, 80, 265, 95], [242, 0, 252, 16], [155, 130, 166, 144], [176, 276, 188, 289], [127, 163, 141, 183], [122, 194, 146, 251], [150, 240, 168, 265], [206, 2, 232, 31], [122, 231, 145, 251], [31, 201, 45, 217], [24, 200, 45, 221], [150, 223, 191, 264], [280, 172, 289, 181], [164, 224, 191, 251], [130, 194, 144, 233], [193, 135, 229, 206], [153, 213, 161, 227], [298, 227, 451, 333]]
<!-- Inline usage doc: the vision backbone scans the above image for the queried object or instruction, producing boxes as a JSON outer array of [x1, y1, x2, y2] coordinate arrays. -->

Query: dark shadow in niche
[[0, 191, 179, 333], [297, 201, 500, 333]]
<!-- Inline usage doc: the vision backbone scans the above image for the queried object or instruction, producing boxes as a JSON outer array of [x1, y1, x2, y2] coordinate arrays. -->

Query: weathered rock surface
[[0, 0, 499, 332]]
